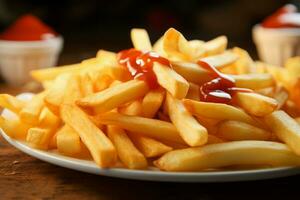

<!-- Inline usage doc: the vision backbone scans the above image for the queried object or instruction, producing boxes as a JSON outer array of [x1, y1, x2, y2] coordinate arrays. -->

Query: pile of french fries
[[2, 28, 300, 171]]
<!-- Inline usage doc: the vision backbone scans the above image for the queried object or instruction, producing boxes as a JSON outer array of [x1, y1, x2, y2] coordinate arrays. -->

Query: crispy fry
[[38, 107, 61, 129], [62, 74, 83, 104], [274, 86, 289, 109], [30, 63, 83, 82], [183, 99, 257, 125], [96, 50, 130, 81], [119, 100, 143, 116], [0, 94, 26, 114], [203, 36, 227, 56], [56, 125, 82, 156], [77, 80, 149, 114], [131, 28, 152, 51], [107, 125, 147, 169], [94, 112, 185, 144], [155, 141, 300, 171], [61, 104, 117, 167], [162, 28, 193, 61], [171, 52, 238, 85], [129, 133, 173, 157], [188, 40, 205, 58], [166, 93, 207, 146], [217, 120, 271, 141], [234, 92, 278, 117], [230, 47, 256, 74], [232, 74, 275, 89], [44, 73, 72, 115], [26, 108, 61, 149], [0, 116, 31, 140], [19, 92, 46, 125], [153, 62, 189, 99], [26, 128, 52, 149], [265, 110, 300, 155], [142, 89, 165, 118], [80, 73, 94, 96]]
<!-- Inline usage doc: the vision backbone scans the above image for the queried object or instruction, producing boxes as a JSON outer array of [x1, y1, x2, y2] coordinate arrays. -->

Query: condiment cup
[[0, 36, 63, 86], [252, 24, 300, 66]]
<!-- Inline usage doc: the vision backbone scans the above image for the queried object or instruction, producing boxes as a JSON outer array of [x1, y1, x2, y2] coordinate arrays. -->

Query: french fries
[[162, 28, 194, 61], [166, 93, 208, 146], [30, 63, 83, 82], [183, 99, 257, 125], [217, 120, 271, 141], [129, 133, 173, 157], [61, 104, 117, 167], [234, 92, 278, 117], [3, 27, 300, 172], [107, 125, 147, 169], [94, 112, 185, 144], [56, 125, 82, 156], [153, 62, 189, 99], [119, 100, 143, 116], [203, 36, 227, 56], [265, 110, 300, 155], [131, 28, 152, 51], [19, 92, 46, 125], [232, 74, 275, 89], [155, 141, 300, 171], [0, 94, 26, 114], [0, 116, 31, 140], [142, 89, 165, 118], [77, 80, 149, 114], [44, 73, 72, 115]]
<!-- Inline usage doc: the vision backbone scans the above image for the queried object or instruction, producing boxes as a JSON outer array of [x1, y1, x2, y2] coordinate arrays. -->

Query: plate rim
[[1, 93, 300, 182], [2, 128, 300, 182]]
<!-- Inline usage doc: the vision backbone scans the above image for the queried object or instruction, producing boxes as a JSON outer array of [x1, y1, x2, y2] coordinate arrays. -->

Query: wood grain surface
[[0, 85, 300, 200]]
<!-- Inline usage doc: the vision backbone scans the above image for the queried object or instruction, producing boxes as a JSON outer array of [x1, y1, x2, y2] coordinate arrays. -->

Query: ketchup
[[0, 14, 57, 41], [197, 60, 252, 104], [262, 4, 300, 28], [117, 48, 171, 89]]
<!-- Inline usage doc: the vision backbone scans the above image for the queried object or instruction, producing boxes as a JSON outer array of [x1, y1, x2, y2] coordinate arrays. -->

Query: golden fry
[[0, 94, 26, 113], [77, 80, 149, 114], [166, 93, 207, 146], [107, 125, 147, 169], [265, 110, 300, 155], [142, 89, 165, 118], [131, 28, 152, 51], [155, 141, 300, 171], [183, 99, 257, 125], [234, 92, 278, 117], [217, 120, 271, 141], [94, 112, 185, 144], [129, 133, 173, 157], [61, 104, 116, 167], [153, 62, 189, 99]]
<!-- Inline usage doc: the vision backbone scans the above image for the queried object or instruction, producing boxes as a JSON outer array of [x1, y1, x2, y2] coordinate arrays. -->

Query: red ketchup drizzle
[[262, 4, 300, 28], [197, 60, 252, 104], [117, 48, 170, 89]]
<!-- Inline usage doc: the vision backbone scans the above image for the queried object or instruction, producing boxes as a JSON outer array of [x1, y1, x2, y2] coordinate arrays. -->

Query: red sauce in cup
[[262, 4, 300, 28], [0, 14, 57, 41]]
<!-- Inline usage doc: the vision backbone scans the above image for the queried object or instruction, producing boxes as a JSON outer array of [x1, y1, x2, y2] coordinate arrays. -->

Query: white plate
[[1, 93, 300, 182]]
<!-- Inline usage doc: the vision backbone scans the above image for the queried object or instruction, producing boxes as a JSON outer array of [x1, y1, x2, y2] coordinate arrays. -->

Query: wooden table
[[1, 85, 300, 200]]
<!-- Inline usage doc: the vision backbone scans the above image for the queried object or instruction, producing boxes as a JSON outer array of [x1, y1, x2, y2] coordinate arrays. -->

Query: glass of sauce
[[252, 4, 300, 66], [0, 14, 63, 86]]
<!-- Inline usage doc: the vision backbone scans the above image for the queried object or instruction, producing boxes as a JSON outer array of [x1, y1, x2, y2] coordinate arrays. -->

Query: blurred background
[[0, 0, 298, 65]]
